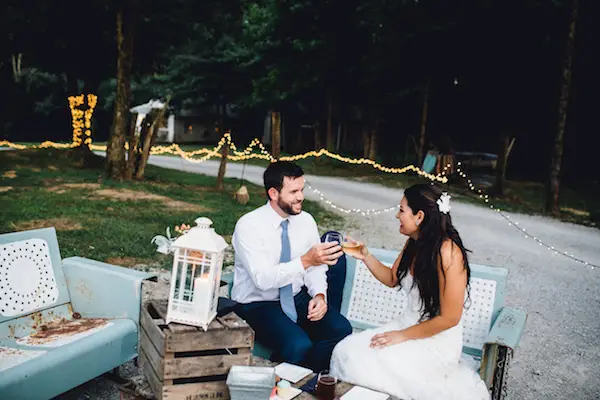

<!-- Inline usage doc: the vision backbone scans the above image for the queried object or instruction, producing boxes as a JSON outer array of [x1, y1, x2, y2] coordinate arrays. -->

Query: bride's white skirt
[[330, 317, 490, 400]]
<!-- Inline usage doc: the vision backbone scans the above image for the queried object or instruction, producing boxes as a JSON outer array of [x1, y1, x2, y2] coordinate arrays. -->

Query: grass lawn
[[0, 148, 343, 270]]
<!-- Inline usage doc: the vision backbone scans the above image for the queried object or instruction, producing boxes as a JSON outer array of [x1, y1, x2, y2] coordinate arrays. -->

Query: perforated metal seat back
[[341, 248, 507, 355], [0, 228, 70, 324]]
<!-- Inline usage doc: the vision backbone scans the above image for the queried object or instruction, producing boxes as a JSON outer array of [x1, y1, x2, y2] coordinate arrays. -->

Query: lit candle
[[194, 273, 213, 320]]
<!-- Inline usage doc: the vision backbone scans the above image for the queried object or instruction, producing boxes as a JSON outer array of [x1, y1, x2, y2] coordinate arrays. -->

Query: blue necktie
[[279, 220, 298, 322]]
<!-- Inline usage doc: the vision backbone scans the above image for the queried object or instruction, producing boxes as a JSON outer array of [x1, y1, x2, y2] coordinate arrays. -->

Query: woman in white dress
[[330, 184, 490, 400]]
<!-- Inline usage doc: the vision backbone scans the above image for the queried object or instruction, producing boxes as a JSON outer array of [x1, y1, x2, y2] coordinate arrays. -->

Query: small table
[[294, 373, 355, 399], [252, 358, 358, 399]]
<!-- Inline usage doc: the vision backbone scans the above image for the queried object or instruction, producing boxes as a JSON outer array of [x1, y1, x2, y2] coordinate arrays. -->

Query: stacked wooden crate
[[139, 300, 254, 400]]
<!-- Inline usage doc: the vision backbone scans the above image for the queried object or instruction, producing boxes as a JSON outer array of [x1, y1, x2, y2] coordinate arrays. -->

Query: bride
[[330, 184, 490, 400]]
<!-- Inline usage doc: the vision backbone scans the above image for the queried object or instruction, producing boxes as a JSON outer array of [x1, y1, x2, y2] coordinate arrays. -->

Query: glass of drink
[[341, 232, 365, 259], [316, 370, 337, 400], [324, 232, 343, 244]]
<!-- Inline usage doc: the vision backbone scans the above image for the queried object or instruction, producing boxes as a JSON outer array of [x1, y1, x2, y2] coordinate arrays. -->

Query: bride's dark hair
[[396, 184, 471, 321]]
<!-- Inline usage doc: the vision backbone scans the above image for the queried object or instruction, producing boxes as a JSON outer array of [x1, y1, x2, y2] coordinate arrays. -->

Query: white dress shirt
[[231, 201, 328, 304]]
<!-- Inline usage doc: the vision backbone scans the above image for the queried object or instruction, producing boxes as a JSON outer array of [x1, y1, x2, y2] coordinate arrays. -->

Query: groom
[[231, 161, 352, 372]]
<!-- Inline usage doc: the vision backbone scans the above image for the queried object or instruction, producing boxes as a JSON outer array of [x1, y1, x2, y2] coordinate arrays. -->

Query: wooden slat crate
[[139, 299, 254, 400]]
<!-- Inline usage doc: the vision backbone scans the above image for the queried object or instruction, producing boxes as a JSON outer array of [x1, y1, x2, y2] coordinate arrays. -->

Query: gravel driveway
[[60, 155, 600, 399]]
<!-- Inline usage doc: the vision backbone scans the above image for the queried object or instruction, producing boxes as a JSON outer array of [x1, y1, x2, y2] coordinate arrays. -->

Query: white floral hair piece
[[437, 192, 451, 214]]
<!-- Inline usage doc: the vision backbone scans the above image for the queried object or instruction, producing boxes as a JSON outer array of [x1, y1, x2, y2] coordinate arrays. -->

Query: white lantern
[[166, 217, 228, 330]]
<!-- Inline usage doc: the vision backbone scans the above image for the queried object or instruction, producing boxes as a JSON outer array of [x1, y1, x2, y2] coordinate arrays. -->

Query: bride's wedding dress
[[330, 273, 490, 400]]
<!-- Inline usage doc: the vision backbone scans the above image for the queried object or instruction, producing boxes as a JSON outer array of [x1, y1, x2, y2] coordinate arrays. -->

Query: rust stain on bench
[[7, 309, 70, 338], [24, 318, 108, 345]]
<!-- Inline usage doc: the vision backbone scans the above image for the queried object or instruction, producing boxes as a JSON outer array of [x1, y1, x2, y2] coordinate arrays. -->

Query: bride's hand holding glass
[[324, 231, 370, 261], [342, 234, 369, 261]]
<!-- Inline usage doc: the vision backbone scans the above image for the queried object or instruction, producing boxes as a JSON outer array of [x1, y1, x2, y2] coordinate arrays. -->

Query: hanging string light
[[68, 93, 97, 148], [452, 162, 598, 269], [305, 181, 400, 216], [1, 120, 596, 268]]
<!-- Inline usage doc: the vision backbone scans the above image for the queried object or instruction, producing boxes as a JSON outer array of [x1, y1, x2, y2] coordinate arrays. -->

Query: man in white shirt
[[231, 161, 352, 372]]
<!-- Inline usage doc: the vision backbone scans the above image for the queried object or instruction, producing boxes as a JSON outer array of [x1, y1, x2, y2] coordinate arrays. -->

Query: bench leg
[[490, 346, 513, 400], [104, 366, 128, 385]]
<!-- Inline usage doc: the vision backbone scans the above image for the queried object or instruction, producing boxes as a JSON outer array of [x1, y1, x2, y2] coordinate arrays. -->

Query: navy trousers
[[235, 239, 351, 372]]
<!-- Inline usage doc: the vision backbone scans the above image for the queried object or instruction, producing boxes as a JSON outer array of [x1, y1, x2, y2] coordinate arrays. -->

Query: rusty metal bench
[[0, 227, 156, 399]]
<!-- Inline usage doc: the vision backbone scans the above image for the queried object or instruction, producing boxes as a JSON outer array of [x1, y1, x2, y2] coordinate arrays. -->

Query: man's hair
[[263, 161, 304, 199]]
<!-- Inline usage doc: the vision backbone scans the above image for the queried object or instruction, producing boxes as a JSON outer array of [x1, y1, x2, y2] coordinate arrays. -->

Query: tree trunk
[[271, 111, 281, 160], [494, 135, 510, 196], [326, 89, 334, 151], [362, 122, 370, 158], [368, 120, 379, 161], [124, 116, 139, 180], [135, 101, 169, 180], [106, 0, 138, 180], [216, 104, 228, 191], [314, 121, 322, 149], [417, 79, 430, 167], [546, 0, 578, 215], [335, 123, 342, 152], [342, 123, 348, 152]]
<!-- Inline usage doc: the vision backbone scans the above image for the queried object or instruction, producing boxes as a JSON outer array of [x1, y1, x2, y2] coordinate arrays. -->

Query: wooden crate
[[139, 299, 254, 400]]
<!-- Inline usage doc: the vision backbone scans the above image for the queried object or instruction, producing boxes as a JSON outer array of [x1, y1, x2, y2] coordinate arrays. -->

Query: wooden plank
[[163, 380, 230, 400], [164, 353, 251, 380], [168, 322, 200, 333], [165, 328, 254, 353], [140, 349, 164, 400], [163, 353, 174, 386], [140, 328, 165, 378], [141, 302, 166, 356]]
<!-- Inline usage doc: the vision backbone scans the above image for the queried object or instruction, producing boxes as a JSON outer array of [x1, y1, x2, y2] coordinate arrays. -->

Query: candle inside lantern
[[194, 273, 213, 319]]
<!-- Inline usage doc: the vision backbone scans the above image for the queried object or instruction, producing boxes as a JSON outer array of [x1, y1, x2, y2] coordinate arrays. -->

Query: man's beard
[[278, 198, 301, 215]]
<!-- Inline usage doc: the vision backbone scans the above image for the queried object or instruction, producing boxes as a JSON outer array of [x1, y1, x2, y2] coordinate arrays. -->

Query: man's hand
[[301, 242, 343, 269], [307, 294, 327, 322]]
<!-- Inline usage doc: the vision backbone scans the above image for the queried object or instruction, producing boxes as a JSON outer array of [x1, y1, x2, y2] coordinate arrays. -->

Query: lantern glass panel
[[173, 249, 213, 303]]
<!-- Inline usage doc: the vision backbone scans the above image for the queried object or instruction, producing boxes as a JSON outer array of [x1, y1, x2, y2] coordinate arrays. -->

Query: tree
[[546, 0, 579, 215], [106, 0, 139, 180], [417, 80, 430, 167], [271, 111, 282, 159]]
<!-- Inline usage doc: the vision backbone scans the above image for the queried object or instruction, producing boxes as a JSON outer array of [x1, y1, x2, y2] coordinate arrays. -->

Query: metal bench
[[0, 227, 156, 399], [223, 247, 527, 400]]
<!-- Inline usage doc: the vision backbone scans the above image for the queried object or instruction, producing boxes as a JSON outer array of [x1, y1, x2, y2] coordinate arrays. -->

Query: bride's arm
[[361, 253, 400, 288], [371, 240, 467, 346], [359, 241, 406, 288]]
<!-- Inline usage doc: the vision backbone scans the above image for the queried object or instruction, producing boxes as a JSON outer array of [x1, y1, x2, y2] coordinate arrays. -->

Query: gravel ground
[[60, 156, 600, 399]]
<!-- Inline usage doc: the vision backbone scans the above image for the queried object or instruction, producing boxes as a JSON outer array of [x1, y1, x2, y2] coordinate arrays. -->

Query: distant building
[[129, 100, 225, 144]]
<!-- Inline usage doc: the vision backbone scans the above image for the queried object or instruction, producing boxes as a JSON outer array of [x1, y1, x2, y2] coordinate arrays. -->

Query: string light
[[305, 181, 399, 216], [68, 94, 97, 148], [1, 127, 596, 269], [2, 129, 448, 183], [454, 162, 598, 269]]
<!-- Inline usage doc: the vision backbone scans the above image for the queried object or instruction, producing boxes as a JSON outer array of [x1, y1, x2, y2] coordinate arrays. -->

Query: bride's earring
[[416, 220, 420, 227]]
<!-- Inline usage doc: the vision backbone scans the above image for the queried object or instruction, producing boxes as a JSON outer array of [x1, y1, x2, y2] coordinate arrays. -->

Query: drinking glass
[[316, 370, 337, 400], [340, 231, 365, 259], [324, 232, 343, 244]]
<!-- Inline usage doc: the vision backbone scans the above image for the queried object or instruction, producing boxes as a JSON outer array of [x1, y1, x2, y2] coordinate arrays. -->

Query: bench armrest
[[62, 256, 157, 327], [480, 307, 527, 393], [485, 306, 527, 350]]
